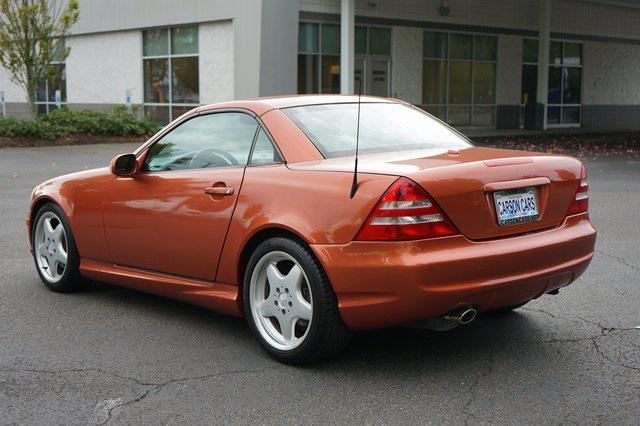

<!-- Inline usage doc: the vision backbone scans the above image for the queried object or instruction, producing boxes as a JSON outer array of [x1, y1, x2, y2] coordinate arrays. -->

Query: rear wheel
[[32, 203, 86, 293], [243, 237, 350, 364]]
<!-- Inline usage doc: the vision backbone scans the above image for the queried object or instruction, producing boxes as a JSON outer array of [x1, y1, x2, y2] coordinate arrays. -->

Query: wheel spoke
[[266, 263, 285, 287], [259, 299, 279, 318], [44, 217, 55, 237], [52, 224, 64, 243], [38, 243, 48, 259], [292, 295, 312, 321], [53, 250, 67, 269], [278, 315, 296, 342], [284, 264, 303, 288]]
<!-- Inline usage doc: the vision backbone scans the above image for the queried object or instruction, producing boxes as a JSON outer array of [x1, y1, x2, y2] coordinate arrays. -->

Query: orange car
[[28, 96, 596, 364]]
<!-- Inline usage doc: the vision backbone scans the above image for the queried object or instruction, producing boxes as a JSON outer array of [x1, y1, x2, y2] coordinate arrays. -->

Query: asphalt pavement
[[0, 143, 638, 425]]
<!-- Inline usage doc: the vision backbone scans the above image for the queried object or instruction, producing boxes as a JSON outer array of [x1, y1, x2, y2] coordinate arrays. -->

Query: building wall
[[581, 40, 640, 129], [391, 26, 422, 104], [66, 31, 143, 105], [200, 20, 235, 103]]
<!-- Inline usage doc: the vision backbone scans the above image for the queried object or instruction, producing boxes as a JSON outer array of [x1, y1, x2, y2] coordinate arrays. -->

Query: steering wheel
[[190, 148, 239, 169]]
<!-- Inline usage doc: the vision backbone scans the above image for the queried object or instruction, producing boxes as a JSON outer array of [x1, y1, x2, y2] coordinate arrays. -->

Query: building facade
[[1, 0, 639, 131]]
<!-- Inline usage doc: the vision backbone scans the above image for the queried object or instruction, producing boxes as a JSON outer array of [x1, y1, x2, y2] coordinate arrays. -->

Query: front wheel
[[32, 203, 87, 293], [243, 237, 351, 364]]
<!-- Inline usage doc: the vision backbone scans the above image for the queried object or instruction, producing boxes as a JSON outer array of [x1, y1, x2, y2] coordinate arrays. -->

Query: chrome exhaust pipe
[[444, 307, 477, 325]]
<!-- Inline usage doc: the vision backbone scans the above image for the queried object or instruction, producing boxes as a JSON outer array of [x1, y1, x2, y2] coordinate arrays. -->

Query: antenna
[[349, 78, 362, 199]]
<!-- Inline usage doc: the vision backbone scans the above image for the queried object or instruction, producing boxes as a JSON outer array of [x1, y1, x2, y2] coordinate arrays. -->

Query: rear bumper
[[311, 214, 596, 330]]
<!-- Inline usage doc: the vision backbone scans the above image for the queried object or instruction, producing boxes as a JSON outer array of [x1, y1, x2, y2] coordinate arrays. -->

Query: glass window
[[172, 57, 199, 103], [423, 32, 447, 58], [564, 67, 582, 104], [449, 34, 472, 59], [549, 41, 562, 65], [548, 66, 562, 104], [299, 22, 319, 53], [143, 26, 199, 123], [355, 26, 367, 55], [422, 60, 447, 104], [171, 26, 198, 55], [250, 129, 282, 165], [422, 32, 497, 127], [547, 106, 561, 125], [144, 113, 259, 172], [298, 23, 391, 94], [523, 39, 538, 63], [562, 106, 580, 124], [449, 62, 472, 104], [472, 107, 495, 126], [283, 103, 470, 159], [321, 55, 340, 94], [448, 106, 471, 126], [144, 59, 169, 103], [321, 24, 340, 54], [369, 27, 391, 55], [563, 42, 582, 66], [143, 29, 169, 56], [474, 36, 496, 61], [35, 40, 67, 114], [521, 64, 538, 105], [298, 55, 318, 94], [473, 62, 495, 104], [423, 106, 446, 121], [144, 106, 170, 124]]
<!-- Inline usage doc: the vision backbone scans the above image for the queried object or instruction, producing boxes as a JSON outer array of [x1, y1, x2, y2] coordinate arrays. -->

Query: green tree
[[0, 0, 79, 116]]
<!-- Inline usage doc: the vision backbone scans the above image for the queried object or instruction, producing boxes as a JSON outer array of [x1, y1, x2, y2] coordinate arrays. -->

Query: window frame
[[297, 21, 393, 95], [421, 30, 498, 128], [142, 25, 200, 124], [520, 37, 583, 128], [35, 39, 67, 114], [139, 109, 284, 174]]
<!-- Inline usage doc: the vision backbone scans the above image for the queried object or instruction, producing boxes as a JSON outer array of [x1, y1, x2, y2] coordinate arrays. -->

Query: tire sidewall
[[243, 237, 328, 362]]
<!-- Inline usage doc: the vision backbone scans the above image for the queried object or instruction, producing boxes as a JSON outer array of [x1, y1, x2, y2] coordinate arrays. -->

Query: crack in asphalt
[[596, 249, 636, 270], [522, 308, 640, 373], [0, 365, 277, 424], [462, 358, 494, 426], [98, 367, 278, 425]]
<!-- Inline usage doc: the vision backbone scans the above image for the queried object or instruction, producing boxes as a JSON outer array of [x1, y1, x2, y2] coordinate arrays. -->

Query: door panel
[[104, 167, 244, 281]]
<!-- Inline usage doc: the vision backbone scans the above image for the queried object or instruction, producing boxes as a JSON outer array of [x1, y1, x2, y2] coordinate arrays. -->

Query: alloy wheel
[[34, 211, 68, 283], [249, 251, 313, 351]]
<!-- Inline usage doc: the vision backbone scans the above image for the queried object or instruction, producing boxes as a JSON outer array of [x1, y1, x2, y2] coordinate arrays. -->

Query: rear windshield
[[282, 103, 471, 158]]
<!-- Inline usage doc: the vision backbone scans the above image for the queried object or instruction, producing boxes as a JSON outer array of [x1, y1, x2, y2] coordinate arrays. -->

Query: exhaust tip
[[444, 307, 477, 325], [458, 308, 477, 324]]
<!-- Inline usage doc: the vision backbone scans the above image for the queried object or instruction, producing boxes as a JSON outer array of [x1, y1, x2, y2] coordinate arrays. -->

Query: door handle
[[204, 186, 234, 196]]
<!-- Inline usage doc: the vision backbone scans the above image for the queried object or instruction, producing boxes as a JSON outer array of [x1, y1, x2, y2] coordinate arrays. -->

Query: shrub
[[0, 107, 161, 140]]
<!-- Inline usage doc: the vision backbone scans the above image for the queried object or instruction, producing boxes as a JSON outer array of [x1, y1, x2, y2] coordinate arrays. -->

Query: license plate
[[493, 187, 539, 226]]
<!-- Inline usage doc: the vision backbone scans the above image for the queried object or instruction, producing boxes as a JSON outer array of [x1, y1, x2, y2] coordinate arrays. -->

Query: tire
[[487, 301, 529, 315], [31, 202, 87, 293], [243, 237, 351, 364]]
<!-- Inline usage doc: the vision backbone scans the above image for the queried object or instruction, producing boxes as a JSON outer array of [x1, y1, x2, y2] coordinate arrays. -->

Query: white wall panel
[[66, 31, 143, 104], [200, 21, 235, 103]]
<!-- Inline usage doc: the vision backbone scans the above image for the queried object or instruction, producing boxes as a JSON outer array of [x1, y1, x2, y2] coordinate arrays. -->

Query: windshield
[[283, 103, 471, 159]]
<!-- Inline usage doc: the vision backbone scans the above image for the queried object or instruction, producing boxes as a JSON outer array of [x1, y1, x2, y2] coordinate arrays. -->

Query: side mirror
[[110, 153, 138, 177]]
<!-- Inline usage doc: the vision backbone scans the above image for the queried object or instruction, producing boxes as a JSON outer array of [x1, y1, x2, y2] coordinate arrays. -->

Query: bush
[[0, 107, 161, 140]]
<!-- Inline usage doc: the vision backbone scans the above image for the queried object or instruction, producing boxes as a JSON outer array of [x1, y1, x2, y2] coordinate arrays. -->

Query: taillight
[[566, 178, 589, 215], [355, 177, 459, 241]]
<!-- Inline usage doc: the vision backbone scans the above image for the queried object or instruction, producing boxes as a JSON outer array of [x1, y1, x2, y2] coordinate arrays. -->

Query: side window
[[143, 112, 258, 172], [250, 129, 282, 165]]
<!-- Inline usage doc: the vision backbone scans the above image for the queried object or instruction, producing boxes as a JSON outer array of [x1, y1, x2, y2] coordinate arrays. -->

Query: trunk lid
[[288, 147, 584, 240]]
